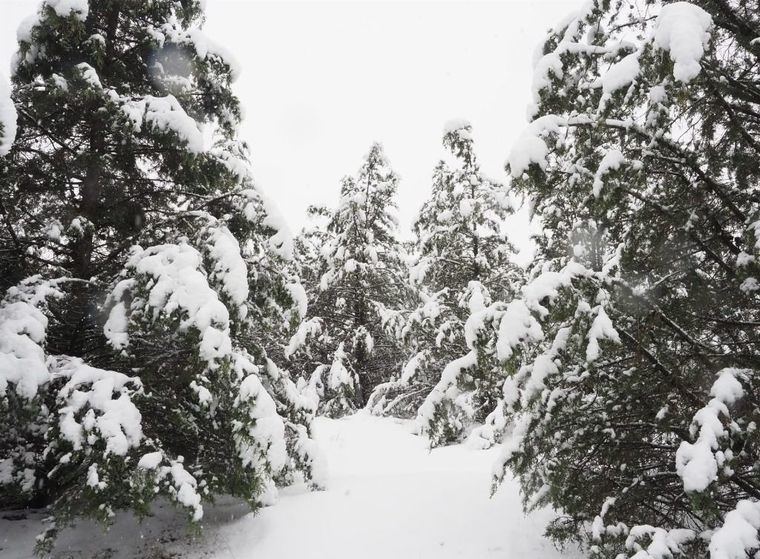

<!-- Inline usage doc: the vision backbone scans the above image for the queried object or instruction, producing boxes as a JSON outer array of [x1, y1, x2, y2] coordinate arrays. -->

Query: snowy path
[[196, 412, 581, 559], [1, 413, 582, 558]]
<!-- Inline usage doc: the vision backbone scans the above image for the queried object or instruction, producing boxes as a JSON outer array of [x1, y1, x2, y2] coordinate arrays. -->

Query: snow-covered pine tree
[[369, 122, 519, 445], [481, 1, 760, 557], [0, 0, 320, 549], [414, 121, 515, 301], [288, 144, 410, 415]]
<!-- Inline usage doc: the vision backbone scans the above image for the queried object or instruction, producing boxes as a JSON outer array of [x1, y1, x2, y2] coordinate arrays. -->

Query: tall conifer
[[481, 2, 760, 557], [0, 1, 320, 548]]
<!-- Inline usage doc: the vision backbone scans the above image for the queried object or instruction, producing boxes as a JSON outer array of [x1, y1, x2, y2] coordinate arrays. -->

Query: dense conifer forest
[[0, 1, 758, 558]]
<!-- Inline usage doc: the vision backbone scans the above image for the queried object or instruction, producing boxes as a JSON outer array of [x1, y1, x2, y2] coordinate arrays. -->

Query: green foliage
[[397, 122, 521, 444], [487, 1, 760, 557], [291, 144, 411, 413], [0, 0, 321, 551]]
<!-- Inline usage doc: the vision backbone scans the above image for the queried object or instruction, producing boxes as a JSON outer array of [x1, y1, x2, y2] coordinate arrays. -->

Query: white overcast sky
[[0, 0, 579, 257]]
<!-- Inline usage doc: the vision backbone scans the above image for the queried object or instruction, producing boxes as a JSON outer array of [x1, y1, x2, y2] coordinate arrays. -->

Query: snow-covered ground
[[1, 413, 582, 558]]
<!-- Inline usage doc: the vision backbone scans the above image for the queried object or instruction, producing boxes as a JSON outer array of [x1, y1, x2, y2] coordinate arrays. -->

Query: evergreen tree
[[0, 0, 320, 550], [289, 144, 410, 415], [482, 1, 760, 557], [413, 121, 515, 299], [369, 121, 520, 445]]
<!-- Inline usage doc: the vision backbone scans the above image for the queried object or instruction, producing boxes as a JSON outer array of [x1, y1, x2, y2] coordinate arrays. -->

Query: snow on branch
[[416, 350, 477, 437], [585, 306, 620, 363], [507, 115, 593, 178], [204, 222, 250, 317], [624, 525, 695, 559], [236, 355, 288, 475], [284, 317, 323, 359], [592, 150, 625, 198], [675, 367, 750, 493], [52, 357, 144, 457], [137, 451, 204, 522], [0, 299, 51, 400], [0, 277, 65, 400], [495, 300, 543, 362], [107, 243, 232, 371], [709, 500, 760, 559], [511, 1, 713, 182], [186, 28, 242, 82], [653, 2, 712, 83], [46, 0, 89, 21], [120, 95, 205, 153]]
